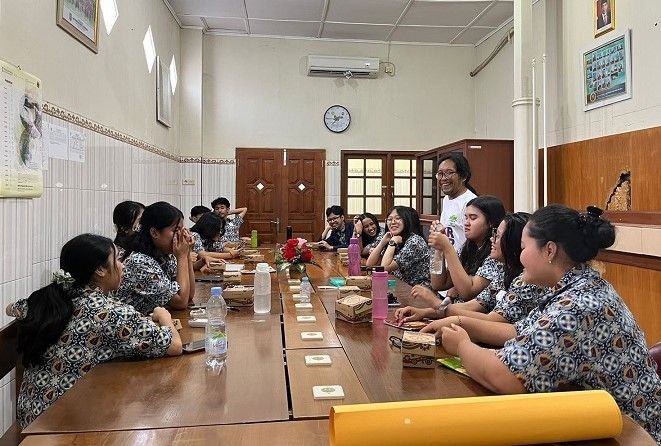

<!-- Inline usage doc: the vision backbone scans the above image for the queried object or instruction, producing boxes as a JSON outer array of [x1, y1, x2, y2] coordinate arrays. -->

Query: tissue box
[[346, 276, 371, 289], [243, 254, 265, 263], [335, 294, 372, 324], [401, 332, 436, 368], [223, 286, 254, 307], [223, 271, 242, 284]]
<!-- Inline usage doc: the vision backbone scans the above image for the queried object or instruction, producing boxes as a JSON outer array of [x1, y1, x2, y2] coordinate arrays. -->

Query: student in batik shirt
[[114, 202, 195, 315], [189, 205, 211, 224], [190, 212, 242, 270], [112, 200, 144, 259], [367, 206, 431, 287], [5, 234, 182, 429], [211, 197, 248, 243], [437, 205, 661, 443]]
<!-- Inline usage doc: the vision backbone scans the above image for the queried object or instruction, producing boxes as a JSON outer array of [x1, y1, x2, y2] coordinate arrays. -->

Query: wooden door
[[235, 148, 325, 244]]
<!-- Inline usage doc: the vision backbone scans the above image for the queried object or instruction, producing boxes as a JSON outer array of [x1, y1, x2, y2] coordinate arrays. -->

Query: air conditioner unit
[[307, 55, 379, 78]]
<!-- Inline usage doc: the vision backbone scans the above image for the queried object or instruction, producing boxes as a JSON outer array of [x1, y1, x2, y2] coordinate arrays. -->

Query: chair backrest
[[650, 341, 661, 378]]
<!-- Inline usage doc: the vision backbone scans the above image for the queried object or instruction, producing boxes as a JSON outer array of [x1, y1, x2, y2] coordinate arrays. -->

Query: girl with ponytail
[[434, 205, 660, 443], [6, 234, 182, 429]]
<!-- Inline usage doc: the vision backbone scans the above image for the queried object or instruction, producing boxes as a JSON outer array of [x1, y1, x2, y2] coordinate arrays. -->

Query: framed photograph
[[582, 29, 631, 112], [156, 57, 172, 128], [594, 0, 615, 37], [56, 0, 100, 53]]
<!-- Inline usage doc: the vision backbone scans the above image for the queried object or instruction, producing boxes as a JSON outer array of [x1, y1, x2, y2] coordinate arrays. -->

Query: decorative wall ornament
[[326, 160, 340, 166]]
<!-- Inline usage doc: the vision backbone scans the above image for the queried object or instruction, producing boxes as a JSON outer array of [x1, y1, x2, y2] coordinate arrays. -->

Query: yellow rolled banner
[[330, 390, 622, 446]]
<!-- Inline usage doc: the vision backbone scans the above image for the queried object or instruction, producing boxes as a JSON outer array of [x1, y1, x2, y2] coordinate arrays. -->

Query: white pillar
[[512, 0, 535, 212]]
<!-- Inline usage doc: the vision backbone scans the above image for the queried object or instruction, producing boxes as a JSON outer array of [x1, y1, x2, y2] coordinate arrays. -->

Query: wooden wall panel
[[601, 261, 661, 346], [540, 126, 661, 214]]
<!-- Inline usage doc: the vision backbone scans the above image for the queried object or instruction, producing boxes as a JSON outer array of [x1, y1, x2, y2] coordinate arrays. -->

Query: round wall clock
[[324, 105, 351, 133]]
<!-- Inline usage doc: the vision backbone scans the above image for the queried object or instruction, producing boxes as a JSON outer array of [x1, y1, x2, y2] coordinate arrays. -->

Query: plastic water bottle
[[300, 277, 312, 304], [206, 287, 228, 372], [348, 237, 361, 276], [250, 229, 258, 248], [372, 266, 388, 320], [430, 249, 446, 275], [254, 262, 272, 314]]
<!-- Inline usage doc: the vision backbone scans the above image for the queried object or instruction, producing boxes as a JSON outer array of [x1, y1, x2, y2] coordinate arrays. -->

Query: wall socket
[[182, 178, 196, 185]]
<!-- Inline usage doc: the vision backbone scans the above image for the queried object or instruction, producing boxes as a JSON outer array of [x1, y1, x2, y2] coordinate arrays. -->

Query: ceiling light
[[100, 0, 118, 35], [143, 26, 156, 73]]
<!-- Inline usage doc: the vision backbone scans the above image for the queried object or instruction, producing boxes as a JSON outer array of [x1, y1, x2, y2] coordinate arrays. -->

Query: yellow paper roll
[[330, 390, 622, 446]]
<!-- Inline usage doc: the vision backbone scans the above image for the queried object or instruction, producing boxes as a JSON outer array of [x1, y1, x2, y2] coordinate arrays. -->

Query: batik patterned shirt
[[113, 252, 180, 315], [220, 215, 244, 243], [192, 232, 224, 253], [492, 273, 547, 323], [497, 265, 661, 443], [392, 234, 432, 287], [9, 287, 172, 428], [474, 257, 505, 311]]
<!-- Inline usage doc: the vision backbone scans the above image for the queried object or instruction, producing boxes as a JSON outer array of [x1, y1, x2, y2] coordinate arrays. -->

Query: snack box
[[338, 285, 363, 298], [337, 248, 349, 254], [223, 271, 242, 284], [223, 286, 254, 307], [306, 242, 321, 250], [208, 262, 225, 272], [241, 249, 260, 256], [224, 241, 243, 249], [335, 294, 372, 324], [243, 254, 265, 263], [346, 276, 372, 289], [401, 332, 436, 368]]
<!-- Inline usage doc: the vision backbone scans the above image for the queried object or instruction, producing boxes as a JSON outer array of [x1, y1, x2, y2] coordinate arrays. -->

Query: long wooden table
[[20, 249, 657, 445]]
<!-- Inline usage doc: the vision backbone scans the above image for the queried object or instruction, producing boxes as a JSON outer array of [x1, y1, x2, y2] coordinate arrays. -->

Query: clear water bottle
[[206, 287, 228, 372], [372, 266, 388, 320], [430, 249, 446, 275], [254, 262, 272, 314], [348, 237, 361, 276], [300, 277, 312, 303]]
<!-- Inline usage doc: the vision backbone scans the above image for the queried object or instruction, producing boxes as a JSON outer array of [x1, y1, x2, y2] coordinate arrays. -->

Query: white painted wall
[[202, 36, 476, 160], [0, 0, 181, 154], [179, 29, 203, 157]]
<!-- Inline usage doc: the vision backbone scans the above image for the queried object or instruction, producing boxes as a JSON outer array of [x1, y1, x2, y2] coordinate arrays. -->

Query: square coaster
[[295, 303, 313, 311], [297, 315, 317, 323], [301, 331, 323, 340], [305, 354, 332, 366], [312, 385, 344, 400], [292, 293, 303, 302]]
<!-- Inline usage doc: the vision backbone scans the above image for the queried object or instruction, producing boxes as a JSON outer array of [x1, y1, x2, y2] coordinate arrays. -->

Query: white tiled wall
[[180, 162, 235, 227], [0, 114, 180, 435]]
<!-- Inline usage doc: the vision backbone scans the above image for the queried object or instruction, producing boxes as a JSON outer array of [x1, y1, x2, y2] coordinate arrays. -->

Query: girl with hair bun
[[436, 205, 661, 443], [6, 234, 182, 428]]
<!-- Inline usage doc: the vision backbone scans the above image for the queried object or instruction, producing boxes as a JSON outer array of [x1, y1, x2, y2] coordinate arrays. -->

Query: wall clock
[[324, 105, 350, 133]]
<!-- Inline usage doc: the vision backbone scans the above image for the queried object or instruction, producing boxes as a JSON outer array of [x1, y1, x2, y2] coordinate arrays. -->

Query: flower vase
[[287, 264, 307, 280]]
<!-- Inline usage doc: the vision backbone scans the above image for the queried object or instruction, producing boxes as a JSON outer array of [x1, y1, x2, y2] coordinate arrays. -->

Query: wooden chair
[[650, 341, 661, 378], [0, 320, 23, 446]]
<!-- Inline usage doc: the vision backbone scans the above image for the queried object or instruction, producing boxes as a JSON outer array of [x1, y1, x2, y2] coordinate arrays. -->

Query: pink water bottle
[[371, 266, 388, 320], [348, 237, 361, 276]]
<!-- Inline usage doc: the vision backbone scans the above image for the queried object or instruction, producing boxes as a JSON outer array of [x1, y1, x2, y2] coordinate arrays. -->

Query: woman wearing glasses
[[366, 206, 431, 287], [436, 153, 477, 254]]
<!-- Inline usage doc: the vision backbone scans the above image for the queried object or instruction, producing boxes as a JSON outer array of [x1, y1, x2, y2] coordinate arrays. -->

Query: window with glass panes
[[393, 159, 416, 208], [346, 158, 383, 217]]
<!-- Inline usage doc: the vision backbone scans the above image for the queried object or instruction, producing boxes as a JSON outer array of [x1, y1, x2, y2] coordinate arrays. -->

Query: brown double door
[[235, 148, 326, 244]]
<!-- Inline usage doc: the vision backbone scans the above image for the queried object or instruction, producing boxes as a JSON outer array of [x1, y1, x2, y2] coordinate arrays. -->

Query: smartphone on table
[[182, 339, 206, 353]]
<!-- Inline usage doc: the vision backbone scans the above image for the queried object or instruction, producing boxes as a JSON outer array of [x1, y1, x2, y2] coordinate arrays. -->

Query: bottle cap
[[375, 266, 385, 272], [256, 262, 269, 272], [211, 286, 222, 296], [350, 237, 358, 244], [251, 229, 257, 235], [302, 277, 310, 282]]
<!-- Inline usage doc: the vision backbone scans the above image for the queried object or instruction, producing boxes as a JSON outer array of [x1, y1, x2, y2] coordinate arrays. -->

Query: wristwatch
[[387, 240, 397, 247]]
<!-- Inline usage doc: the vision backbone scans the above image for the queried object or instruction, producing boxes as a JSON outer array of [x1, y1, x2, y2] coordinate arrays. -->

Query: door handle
[[270, 218, 280, 234]]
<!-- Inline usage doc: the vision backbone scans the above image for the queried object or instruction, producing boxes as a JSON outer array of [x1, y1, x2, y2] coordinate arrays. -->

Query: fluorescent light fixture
[[169, 55, 178, 94], [143, 26, 156, 73], [100, 0, 118, 35]]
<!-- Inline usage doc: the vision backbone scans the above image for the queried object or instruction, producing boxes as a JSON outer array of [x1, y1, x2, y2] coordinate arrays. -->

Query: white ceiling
[[164, 0, 514, 46]]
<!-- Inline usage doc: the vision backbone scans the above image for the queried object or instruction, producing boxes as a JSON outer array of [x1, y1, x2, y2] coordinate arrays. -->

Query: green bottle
[[251, 229, 258, 248]]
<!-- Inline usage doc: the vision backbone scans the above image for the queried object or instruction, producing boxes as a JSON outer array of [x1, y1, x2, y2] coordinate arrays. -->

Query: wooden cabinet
[[416, 139, 514, 221]]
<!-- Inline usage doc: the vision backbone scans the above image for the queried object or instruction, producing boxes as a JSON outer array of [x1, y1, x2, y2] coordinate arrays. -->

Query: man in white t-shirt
[[435, 153, 477, 254]]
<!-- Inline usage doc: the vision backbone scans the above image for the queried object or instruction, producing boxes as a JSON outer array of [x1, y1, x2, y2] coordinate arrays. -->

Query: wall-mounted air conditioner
[[307, 55, 380, 78]]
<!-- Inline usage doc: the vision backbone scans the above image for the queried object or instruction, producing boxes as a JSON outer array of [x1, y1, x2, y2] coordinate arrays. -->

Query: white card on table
[[301, 331, 323, 340], [295, 303, 313, 310], [292, 293, 303, 302], [225, 264, 244, 272], [317, 285, 335, 290], [313, 385, 344, 400], [305, 354, 332, 366], [290, 285, 301, 292], [297, 315, 316, 323]]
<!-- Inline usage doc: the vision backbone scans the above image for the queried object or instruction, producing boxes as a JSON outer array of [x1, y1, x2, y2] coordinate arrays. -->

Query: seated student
[[114, 202, 195, 315], [319, 205, 354, 251], [352, 212, 384, 257], [189, 205, 211, 224], [190, 212, 243, 269], [366, 206, 431, 287], [113, 200, 144, 257], [6, 233, 182, 429], [436, 152, 477, 254], [211, 197, 247, 243], [396, 212, 546, 328], [410, 196, 505, 306], [435, 205, 661, 443]]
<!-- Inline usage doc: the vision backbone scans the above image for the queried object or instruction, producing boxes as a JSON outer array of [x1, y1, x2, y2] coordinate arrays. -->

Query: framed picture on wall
[[156, 57, 172, 127], [594, 0, 615, 37], [56, 0, 100, 53], [582, 29, 631, 112]]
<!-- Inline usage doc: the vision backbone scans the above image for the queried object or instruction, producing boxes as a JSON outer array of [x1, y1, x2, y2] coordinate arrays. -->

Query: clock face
[[324, 105, 350, 133]]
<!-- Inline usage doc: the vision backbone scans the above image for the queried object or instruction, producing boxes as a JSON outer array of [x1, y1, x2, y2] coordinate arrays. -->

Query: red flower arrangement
[[275, 238, 318, 272]]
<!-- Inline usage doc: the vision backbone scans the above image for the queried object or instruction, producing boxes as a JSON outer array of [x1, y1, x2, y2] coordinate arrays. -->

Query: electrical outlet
[[384, 65, 394, 74], [182, 178, 195, 186]]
